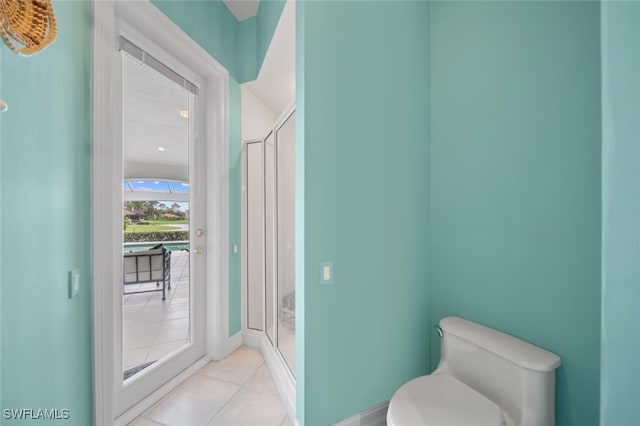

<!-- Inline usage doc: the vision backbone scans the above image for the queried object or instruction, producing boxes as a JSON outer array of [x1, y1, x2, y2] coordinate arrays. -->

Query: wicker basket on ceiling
[[0, 0, 57, 56]]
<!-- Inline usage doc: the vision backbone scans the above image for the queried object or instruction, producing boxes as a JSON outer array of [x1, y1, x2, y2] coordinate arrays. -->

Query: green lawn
[[125, 222, 185, 233], [146, 219, 188, 225]]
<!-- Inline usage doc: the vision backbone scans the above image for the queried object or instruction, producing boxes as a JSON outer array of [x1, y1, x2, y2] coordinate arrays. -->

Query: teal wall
[[0, 15, 3, 413], [152, 0, 240, 78], [238, 0, 287, 82], [299, 1, 431, 424], [600, 1, 640, 423], [152, 0, 285, 84], [0, 2, 93, 424], [228, 78, 242, 335], [430, 2, 601, 425], [295, 0, 305, 421]]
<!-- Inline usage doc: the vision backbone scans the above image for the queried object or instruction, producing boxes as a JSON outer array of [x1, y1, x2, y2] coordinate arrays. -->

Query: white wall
[[241, 86, 278, 142]]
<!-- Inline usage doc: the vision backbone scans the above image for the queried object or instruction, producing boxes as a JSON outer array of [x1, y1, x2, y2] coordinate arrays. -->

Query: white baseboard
[[114, 356, 211, 426], [333, 401, 390, 426], [243, 330, 298, 425], [216, 330, 243, 361], [242, 329, 263, 348]]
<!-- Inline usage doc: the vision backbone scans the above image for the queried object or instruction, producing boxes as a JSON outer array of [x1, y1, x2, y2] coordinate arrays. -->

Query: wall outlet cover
[[320, 261, 333, 285]]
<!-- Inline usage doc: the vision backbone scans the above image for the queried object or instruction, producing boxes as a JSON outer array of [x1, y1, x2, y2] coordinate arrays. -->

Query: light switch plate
[[69, 269, 80, 298], [232, 243, 239, 256], [320, 261, 333, 285]]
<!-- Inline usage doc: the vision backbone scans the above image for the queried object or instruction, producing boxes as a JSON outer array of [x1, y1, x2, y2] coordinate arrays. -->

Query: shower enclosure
[[245, 108, 296, 378]]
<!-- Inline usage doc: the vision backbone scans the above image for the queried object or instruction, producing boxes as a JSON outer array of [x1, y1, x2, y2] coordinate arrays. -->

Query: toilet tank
[[434, 317, 562, 426]]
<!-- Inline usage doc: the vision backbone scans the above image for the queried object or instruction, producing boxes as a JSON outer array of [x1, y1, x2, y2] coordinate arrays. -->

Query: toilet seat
[[387, 374, 505, 426]]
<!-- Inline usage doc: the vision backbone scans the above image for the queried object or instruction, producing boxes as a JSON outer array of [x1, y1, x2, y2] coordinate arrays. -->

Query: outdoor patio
[[123, 250, 190, 375]]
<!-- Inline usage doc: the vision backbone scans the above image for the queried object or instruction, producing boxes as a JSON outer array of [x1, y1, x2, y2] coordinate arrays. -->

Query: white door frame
[[91, 1, 232, 424]]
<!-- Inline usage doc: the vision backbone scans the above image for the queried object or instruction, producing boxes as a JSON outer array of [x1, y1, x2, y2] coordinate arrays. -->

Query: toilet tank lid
[[440, 316, 562, 372]]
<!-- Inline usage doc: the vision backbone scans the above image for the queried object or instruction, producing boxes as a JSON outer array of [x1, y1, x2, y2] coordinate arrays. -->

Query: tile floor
[[129, 347, 293, 426], [123, 250, 191, 372]]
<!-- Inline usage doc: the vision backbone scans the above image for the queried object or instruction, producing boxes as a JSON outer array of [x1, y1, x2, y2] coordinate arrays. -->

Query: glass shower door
[[265, 132, 276, 344], [276, 111, 296, 374], [247, 141, 264, 331], [243, 110, 296, 376]]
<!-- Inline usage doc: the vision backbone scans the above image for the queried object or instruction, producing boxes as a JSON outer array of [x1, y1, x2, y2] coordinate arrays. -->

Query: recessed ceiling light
[[157, 146, 166, 152], [179, 110, 189, 119]]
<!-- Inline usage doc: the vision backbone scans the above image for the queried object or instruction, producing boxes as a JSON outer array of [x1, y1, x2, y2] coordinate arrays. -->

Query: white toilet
[[387, 316, 562, 426]]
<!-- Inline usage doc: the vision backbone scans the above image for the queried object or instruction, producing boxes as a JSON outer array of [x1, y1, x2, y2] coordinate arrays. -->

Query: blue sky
[[123, 179, 190, 212]]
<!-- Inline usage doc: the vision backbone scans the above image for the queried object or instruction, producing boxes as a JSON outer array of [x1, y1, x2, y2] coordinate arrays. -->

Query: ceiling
[[123, 54, 190, 182], [223, 0, 260, 21]]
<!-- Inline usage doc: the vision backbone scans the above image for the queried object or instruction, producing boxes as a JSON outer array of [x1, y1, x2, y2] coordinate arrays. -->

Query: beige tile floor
[[129, 347, 293, 426], [123, 250, 191, 372]]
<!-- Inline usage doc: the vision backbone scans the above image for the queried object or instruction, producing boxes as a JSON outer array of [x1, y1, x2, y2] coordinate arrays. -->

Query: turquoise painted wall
[[238, 0, 287, 82], [0, 1, 93, 424], [430, 2, 601, 425], [299, 1, 431, 424], [152, 0, 240, 78], [295, 0, 305, 421], [153, 0, 285, 84], [0, 15, 3, 413], [228, 78, 242, 335], [600, 1, 640, 423], [0, 38, 2, 420], [0, 9, 3, 414]]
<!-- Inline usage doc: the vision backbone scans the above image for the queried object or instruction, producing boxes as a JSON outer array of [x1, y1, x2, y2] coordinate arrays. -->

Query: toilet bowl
[[387, 316, 561, 426]]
